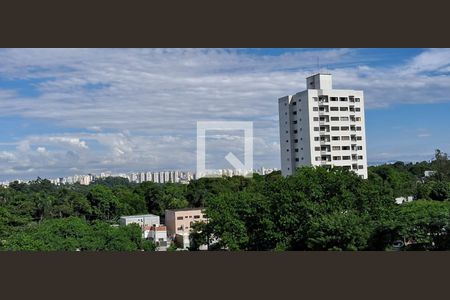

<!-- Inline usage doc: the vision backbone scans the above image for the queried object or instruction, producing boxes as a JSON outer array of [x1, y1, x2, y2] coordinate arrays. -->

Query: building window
[[333, 156, 341, 160], [314, 137, 320, 141], [357, 146, 363, 150], [339, 97, 348, 101], [313, 107, 318, 111], [330, 107, 339, 111], [294, 130, 298, 134], [343, 156, 351, 160], [332, 136, 340, 141], [355, 107, 361, 112], [313, 117, 319, 121], [356, 126, 362, 131], [341, 126, 349, 131], [287, 149, 290, 152], [295, 148, 299, 152], [330, 97, 338, 101], [315, 147, 321, 151], [341, 136, 350, 141], [293, 120, 298, 124], [292, 102, 297, 105], [294, 139, 298, 143], [342, 146, 350, 150], [340, 107, 349, 111], [331, 126, 339, 131], [358, 165, 364, 169], [177, 217, 183, 220], [295, 158, 299, 162], [194, 215, 200, 219], [314, 127, 319, 131], [330, 117, 339, 121], [332, 146, 341, 151], [340, 117, 349, 121], [293, 111, 297, 115], [358, 155, 363, 159]]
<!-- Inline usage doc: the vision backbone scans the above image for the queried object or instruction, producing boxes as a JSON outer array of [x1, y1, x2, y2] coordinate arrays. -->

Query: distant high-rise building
[[153, 172, 159, 183], [146, 172, 152, 182], [278, 73, 368, 179]]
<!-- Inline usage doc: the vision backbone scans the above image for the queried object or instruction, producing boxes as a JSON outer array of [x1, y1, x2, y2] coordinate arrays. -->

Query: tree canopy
[[1, 149, 449, 251]]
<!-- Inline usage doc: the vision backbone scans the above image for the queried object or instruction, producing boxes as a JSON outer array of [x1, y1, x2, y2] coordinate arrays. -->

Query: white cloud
[[0, 48, 449, 179]]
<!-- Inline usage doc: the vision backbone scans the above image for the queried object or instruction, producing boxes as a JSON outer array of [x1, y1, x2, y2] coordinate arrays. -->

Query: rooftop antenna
[[317, 57, 320, 74]]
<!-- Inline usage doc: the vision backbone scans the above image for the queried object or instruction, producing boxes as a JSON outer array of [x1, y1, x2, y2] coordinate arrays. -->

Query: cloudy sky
[[0, 48, 450, 181]]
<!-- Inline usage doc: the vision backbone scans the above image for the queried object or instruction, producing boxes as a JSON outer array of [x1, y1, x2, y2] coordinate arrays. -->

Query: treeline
[[191, 149, 450, 251], [0, 172, 250, 250], [1, 150, 450, 251]]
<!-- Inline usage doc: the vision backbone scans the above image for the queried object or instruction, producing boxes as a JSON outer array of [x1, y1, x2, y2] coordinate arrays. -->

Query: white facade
[[278, 74, 368, 179], [395, 196, 414, 205], [119, 214, 160, 227]]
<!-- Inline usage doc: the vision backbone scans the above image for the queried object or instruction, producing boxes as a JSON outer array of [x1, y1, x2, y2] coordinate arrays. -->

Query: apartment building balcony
[[318, 116, 329, 125], [318, 95, 329, 103]]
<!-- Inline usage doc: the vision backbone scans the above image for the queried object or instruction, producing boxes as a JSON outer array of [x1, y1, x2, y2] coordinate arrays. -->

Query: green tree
[[87, 185, 123, 221], [396, 200, 450, 250]]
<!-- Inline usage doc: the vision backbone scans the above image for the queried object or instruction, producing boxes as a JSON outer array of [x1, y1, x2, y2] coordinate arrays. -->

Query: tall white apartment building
[[278, 73, 368, 179]]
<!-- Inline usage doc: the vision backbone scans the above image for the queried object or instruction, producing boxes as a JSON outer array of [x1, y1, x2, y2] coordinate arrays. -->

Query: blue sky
[[0, 48, 449, 181]]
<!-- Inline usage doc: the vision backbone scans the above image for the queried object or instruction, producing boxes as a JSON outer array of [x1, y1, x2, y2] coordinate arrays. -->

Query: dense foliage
[[1, 149, 449, 251]]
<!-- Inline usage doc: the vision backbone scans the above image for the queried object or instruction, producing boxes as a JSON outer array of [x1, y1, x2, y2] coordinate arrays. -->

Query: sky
[[0, 48, 450, 181]]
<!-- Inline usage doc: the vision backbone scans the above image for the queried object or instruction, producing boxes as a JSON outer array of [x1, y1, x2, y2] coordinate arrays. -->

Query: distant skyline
[[1, 48, 450, 181]]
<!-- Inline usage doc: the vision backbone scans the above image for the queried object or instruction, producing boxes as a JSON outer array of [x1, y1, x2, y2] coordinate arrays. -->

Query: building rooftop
[[120, 214, 159, 219], [165, 207, 205, 212], [144, 225, 167, 231], [306, 72, 331, 78]]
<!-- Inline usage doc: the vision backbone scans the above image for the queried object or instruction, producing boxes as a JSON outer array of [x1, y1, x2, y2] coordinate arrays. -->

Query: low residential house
[[119, 214, 160, 238], [395, 196, 414, 205], [146, 225, 168, 247], [424, 170, 436, 177], [165, 208, 207, 249]]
